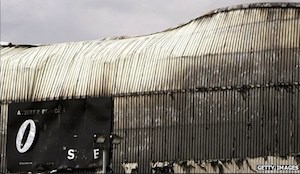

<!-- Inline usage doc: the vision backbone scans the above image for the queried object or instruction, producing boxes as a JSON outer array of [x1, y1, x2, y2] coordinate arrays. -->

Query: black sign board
[[7, 97, 112, 173]]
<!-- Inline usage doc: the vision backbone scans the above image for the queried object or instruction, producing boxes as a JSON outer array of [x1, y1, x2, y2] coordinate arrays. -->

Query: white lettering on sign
[[16, 119, 37, 153], [93, 149, 100, 159], [67, 149, 75, 160], [66, 148, 101, 160]]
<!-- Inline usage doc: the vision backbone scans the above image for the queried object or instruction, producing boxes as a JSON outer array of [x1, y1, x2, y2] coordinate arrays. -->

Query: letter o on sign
[[16, 119, 37, 153]]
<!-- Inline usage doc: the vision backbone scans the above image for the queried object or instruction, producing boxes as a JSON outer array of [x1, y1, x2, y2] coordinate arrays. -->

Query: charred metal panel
[[1, 3, 300, 173], [111, 88, 300, 173]]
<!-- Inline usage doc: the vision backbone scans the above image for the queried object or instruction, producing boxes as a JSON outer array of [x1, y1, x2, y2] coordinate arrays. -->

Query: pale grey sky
[[1, 0, 299, 45]]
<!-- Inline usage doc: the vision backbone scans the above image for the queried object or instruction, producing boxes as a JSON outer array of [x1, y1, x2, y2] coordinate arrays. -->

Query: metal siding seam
[[210, 81, 215, 159], [13, 58, 22, 102], [224, 9, 236, 87], [0, 105, 2, 173], [197, 23, 210, 87], [104, 62, 110, 96], [141, 46, 154, 92], [176, 92, 181, 161], [256, 9, 264, 85], [137, 38, 156, 93], [24, 51, 34, 101], [69, 43, 90, 98], [294, 9, 300, 49], [112, 97, 118, 172], [152, 94, 156, 161], [75, 44, 93, 97], [39, 45, 64, 100], [166, 43, 176, 91], [250, 9, 258, 85], [188, 92, 192, 160], [159, 94, 164, 161], [182, 91, 187, 160], [201, 91, 206, 160], [143, 95, 148, 173], [296, 89, 300, 154], [166, 93, 171, 161], [206, 16, 219, 88], [46, 45, 69, 99], [88, 58, 97, 97], [158, 30, 181, 91], [238, 9, 247, 155], [289, 10, 295, 156], [157, 94, 162, 161], [138, 45, 152, 93], [292, 12, 299, 82], [42, 44, 66, 98], [124, 96, 129, 162], [78, 43, 97, 97], [133, 96, 137, 164], [0, 62, 5, 102], [124, 41, 143, 93], [292, 9, 298, 156], [119, 41, 138, 93], [225, 90, 230, 159], [196, 18, 210, 88], [147, 95, 152, 172], [194, 92, 199, 161], [5, 54, 15, 102], [279, 9, 285, 157], [115, 58, 125, 94], [249, 10, 256, 159], [156, 94, 164, 161], [219, 90, 224, 159], [204, 91, 209, 160], [176, 21, 197, 58], [107, 41, 129, 94], [250, 9, 261, 84], [1, 49, 15, 100], [86, 43, 99, 96], [123, 97, 127, 171], [182, 21, 201, 59], [190, 77, 195, 160], [212, 91, 217, 160], [122, 42, 139, 93], [232, 10, 242, 159], [0, 104, 8, 173], [161, 31, 180, 90], [143, 46, 158, 93], [217, 24, 226, 87], [59, 44, 78, 99], [147, 44, 159, 91], [133, 48, 144, 93], [37, 45, 59, 100], [52, 45, 72, 99], [240, 9, 247, 159], [270, 9, 276, 157]]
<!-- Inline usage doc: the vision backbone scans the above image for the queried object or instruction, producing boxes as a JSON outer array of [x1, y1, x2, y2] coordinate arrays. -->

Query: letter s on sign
[[16, 119, 37, 153]]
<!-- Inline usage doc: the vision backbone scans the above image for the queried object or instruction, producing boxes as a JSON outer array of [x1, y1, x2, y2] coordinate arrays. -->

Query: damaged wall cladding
[[1, 3, 300, 173]]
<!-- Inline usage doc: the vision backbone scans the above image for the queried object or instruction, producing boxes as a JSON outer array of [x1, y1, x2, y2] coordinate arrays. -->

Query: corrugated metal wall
[[112, 88, 300, 173], [1, 3, 300, 173]]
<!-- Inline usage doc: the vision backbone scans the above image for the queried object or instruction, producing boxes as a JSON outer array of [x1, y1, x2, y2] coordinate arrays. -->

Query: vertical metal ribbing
[[0, 104, 8, 174], [1, 6, 300, 174], [0, 105, 1, 173]]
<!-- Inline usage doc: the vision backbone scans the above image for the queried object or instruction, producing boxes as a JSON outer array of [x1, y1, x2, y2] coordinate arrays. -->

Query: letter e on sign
[[16, 119, 37, 153]]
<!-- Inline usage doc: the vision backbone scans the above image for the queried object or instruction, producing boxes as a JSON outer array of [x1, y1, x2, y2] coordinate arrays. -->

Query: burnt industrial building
[[1, 3, 300, 173]]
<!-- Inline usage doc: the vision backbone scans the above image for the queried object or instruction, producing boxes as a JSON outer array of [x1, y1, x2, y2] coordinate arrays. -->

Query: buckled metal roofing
[[1, 3, 300, 173]]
